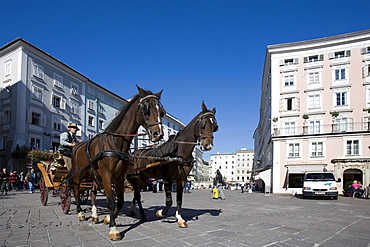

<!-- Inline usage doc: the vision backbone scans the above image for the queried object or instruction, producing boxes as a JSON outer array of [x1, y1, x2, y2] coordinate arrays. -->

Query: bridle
[[137, 94, 165, 129]]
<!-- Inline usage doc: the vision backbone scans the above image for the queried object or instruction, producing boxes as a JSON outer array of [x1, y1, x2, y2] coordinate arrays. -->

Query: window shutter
[[364, 66, 369, 78], [0, 112, 3, 124], [328, 53, 334, 59], [295, 97, 300, 111], [61, 98, 66, 110], [345, 50, 351, 57], [279, 60, 284, 66], [319, 54, 324, 61], [280, 99, 284, 112], [361, 48, 367, 54], [303, 57, 308, 63], [294, 58, 298, 64]]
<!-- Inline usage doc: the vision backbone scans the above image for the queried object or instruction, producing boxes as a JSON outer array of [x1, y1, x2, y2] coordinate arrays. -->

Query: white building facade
[[209, 148, 254, 183], [253, 29, 370, 194], [0, 38, 187, 171]]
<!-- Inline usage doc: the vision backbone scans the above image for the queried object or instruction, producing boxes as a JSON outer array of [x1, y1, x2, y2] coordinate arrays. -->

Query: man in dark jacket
[[0, 167, 10, 195]]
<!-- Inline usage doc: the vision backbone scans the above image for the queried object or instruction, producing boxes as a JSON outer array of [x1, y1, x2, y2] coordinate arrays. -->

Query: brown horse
[[69, 86, 166, 240], [127, 102, 218, 227]]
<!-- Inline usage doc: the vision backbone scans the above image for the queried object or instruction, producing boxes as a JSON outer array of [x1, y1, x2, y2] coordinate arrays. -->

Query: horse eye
[[143, 104, 150, 116], [201, 119, 206, 129], [160, 108, 166, 118]]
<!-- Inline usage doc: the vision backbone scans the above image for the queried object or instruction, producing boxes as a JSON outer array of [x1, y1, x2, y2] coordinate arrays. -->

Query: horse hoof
[[129, 211, 135, 216], [140, 217, 148, 223], [77, 213, 86, 221], [156, 210, 164, 217], [103, 216, 110, 225], [178, 221, 188, 228], [109, 232, 121, 241], [91, 217, 99, 224]]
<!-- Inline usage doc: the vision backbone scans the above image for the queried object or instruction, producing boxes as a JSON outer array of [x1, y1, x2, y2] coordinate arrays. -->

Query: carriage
[[37, 153, 92, 213]]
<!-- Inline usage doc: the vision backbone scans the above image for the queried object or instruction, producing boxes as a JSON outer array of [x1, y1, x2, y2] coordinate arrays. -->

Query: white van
[[302, 172, 341, 200]]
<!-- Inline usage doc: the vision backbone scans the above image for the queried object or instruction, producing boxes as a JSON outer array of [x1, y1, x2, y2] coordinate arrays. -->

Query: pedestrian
[[58, 122, 79, 171], [9, 171, 19, 191], [25, 168, 37, 193], [18, 172, 26, 190], [184, 180, 191, 193], [213, 170, 226, 200], [152, 179, 158, 193], [0, 167, 10, 195], [240, 179, 245, 193]]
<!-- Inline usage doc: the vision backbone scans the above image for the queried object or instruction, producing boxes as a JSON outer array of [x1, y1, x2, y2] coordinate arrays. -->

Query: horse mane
[[105, 93, 141, 132]]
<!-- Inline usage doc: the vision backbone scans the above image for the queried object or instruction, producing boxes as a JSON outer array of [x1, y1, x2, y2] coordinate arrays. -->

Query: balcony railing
[[273, 122, 369, 137]]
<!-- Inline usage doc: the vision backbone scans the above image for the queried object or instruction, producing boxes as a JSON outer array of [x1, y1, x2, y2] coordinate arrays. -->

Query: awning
[[285, 164, 326, 173], [254, 169, 271, 185]]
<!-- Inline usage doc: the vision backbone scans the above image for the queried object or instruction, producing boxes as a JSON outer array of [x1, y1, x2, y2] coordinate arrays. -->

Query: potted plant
[[302, 114, 309, 120], [331, 111, 339, 119]]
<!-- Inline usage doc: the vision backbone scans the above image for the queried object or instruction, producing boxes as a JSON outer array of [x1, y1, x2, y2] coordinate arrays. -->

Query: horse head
[[136, 86, 166, 142], [197, 102, 218, 151]]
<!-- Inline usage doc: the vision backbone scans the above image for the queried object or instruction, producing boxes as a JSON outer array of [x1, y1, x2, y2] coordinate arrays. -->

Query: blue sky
[[1, 1, 369, 160]]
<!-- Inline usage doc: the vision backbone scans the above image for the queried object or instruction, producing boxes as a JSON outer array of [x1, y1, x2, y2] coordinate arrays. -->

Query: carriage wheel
[[80, 190, 89, 205], [39, 176, 49, 206], [60, 186, 71, 214]]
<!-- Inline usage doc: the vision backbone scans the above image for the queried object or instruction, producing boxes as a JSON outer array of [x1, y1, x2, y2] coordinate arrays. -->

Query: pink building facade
[[254, 30, 370, 194]]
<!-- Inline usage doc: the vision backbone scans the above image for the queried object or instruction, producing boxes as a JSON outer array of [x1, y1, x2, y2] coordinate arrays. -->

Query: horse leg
[[156, 181, 172, 217], [134, 176, 148, 222], [90, 182, 99, 224], [101, 178, 121, 241], [175, 180, 187, 228], [73, 174, 85, 221]]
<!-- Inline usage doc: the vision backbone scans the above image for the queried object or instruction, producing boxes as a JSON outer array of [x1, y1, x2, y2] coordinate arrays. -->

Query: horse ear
[[136, 85, 148, 97], [155, 89, 163, 99], [201, 101, 207, 112], [212, 107, 216, 114]]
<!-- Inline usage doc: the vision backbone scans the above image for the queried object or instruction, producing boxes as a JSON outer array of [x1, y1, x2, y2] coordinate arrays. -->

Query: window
[[88, 116, 94, 126], [284, 122, 296, 135], [32, 63, 44, 79], [99, 120, 104, 129], [52, 95, 61, 108], [1, 136, 7, 149], [284, 59, 294, 65], [335, 68, 346, 80], [336, 92, 347, 106], [1, 86, 10, 99], [309, 120, 321, 134], [70, 100, 79, 115], [304, 54, 323, 63], [308, 94, 320, 109], [30, 138, 41, 149], [98, 93, 105, 101], [288, 143, 300, 157], [31, 112, 40, 125], [309, 71, 320, 84], [329, 50, 351, 59], [308, 55, 318, 62], [53, 118, 61, 131], [88, 100, 95, 110], [98, 105, 104, 114], [284, 75, 294, 86], [53, 73, 63, 88], [311, 142, 323, 156], [363, 64, 370, 78], [287, 98, 294, 110], [4, 60, 11, 77], [71, 83, 79, 96], [361, 47, 370, 54], [337, 118, 348, 132], [346, 140, 359, 155], [3, 109, 10, 124], [32, 84, 43, 101]]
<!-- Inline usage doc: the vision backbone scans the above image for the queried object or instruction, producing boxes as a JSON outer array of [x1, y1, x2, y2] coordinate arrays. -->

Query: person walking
[[213, 170, 226, 200], [25, 168, 37, 193], [240, 179, 245, 193], [9, 171, 19, 191], [18, 171, 26, 190], [0, 167, 10, 195], [58, 123, 79, 171]]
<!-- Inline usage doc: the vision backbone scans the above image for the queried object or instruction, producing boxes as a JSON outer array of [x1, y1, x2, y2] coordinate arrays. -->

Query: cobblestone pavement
[[0, 188, 369, 247]]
